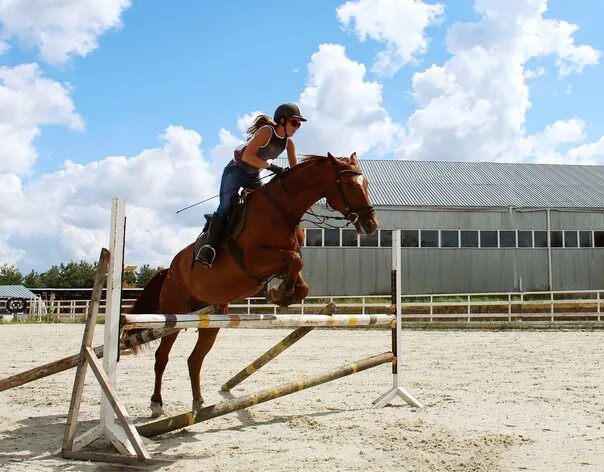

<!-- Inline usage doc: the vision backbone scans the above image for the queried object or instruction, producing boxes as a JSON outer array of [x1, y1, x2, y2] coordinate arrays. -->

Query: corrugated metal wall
[[300, 207, 604, 295]]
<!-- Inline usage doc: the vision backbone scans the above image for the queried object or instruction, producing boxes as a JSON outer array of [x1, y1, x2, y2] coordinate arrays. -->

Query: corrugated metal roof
[[274, 157, 604, 209], [0, 285, 37, 299], [358, 160, 604, 209]]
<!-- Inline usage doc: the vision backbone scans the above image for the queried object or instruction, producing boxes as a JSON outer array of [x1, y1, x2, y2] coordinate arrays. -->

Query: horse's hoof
[[192, 397, 204, 411], [266, 287, 279, 304], [150, 402, 165, 418]]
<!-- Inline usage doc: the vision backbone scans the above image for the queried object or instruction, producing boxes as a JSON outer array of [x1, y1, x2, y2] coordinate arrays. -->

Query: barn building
[[298, 159, 604, 296]]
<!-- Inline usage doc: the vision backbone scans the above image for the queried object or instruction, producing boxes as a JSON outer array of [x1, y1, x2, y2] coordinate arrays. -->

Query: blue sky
[[1, 0, 603, 272]]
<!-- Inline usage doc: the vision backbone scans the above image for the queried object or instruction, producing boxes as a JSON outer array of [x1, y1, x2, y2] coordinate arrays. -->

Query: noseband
[[334, 167, 374, 225]]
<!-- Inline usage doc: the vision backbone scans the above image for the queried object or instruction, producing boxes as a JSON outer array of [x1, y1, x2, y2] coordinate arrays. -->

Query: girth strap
[[226, 239, 272, 284]]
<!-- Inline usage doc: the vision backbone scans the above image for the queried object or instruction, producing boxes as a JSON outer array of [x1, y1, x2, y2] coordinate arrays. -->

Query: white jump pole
[[373, 229, 423, 408]]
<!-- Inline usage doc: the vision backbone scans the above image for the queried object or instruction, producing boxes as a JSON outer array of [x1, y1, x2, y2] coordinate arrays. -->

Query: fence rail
[[4, 289, 603, 323]]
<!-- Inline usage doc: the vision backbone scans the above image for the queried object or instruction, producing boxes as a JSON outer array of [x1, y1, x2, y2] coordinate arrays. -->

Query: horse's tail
[[123, 269, 168, 354]]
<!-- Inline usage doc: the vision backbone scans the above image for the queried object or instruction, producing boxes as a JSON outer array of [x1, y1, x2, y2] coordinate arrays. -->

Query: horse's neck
[[278, 160, 330, 222]]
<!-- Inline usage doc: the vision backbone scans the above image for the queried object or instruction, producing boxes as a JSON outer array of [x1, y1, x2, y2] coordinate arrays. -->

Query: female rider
[[196, 103, 306, 267]]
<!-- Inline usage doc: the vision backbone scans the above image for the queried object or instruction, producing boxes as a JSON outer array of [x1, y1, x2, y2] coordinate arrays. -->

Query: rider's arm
[[241, 127, 272, 169], [286, 138, 298, 167]]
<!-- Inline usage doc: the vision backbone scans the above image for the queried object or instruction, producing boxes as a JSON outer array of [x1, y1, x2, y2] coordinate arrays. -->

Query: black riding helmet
[[273, 103, 307, 124]]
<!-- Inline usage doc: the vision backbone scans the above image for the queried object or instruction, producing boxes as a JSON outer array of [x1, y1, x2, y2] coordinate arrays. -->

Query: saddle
[[193, 190, 254, 274]]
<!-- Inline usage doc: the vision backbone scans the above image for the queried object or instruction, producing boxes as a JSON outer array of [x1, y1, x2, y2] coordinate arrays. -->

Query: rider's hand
[[267, 164, 285, 175]]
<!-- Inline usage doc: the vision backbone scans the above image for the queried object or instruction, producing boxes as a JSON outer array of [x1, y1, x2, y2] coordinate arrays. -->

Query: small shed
[[0, 285, 38, 319]]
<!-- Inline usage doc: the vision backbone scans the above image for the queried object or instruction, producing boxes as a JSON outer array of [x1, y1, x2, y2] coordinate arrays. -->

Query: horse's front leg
[[267, 272, 309, 307], [246, 247, 304, 307]]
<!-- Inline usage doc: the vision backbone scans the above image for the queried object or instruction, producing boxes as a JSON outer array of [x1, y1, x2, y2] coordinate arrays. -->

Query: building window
[[461, 231, 478, 247], [480, 231, 498, 248], [534, 231, 548, 248], [324, 229, 340, 247], [595, 231, 604, 247], [380, 230, 392, 247], [441, 230, 459, 248], [342, 229, 358, 247], [421, 230, 438, 247], [580, 231, 593, 248], [564, 231, 578, 248], [401, 230, 419, 247], [500, 231, 516, 248], [360, 232, 378, 247], [518, 230, 533, 247], [305, 228, 322, 247], [550, 231, 563, 248]]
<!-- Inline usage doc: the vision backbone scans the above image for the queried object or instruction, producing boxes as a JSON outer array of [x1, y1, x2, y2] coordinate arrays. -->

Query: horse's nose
[[363, 218, 378, 235]]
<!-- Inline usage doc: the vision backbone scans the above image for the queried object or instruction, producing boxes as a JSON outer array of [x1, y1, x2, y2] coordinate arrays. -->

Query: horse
[[130, 152, 378, 417]]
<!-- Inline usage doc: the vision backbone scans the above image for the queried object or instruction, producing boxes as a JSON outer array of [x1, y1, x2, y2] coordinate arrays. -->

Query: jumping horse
[[129, 152, 378, 417]]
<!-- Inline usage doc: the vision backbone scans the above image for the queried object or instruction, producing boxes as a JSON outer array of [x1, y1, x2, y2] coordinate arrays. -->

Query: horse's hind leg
[[151, 331, 180, 418], [188, 327, 220, 410]]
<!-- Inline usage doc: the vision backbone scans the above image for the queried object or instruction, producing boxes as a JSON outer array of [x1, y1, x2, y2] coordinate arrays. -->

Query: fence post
[[550, 292, 554, 322], [508, 294, 511, 322]]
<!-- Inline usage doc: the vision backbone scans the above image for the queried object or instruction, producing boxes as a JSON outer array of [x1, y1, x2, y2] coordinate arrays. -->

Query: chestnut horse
[[135, 153, 378, 417]]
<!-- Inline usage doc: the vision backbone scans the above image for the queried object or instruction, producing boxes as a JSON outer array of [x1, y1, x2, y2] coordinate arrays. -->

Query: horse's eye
[[346, 182, 355, 190]]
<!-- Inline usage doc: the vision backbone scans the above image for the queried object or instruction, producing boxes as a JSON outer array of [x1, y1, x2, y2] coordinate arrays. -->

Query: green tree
[[23, 270, 43, 288], [58, 261, 97, 288], [40, 265, 61, 287], [136, 264, 164, 288], [0, 264, 23, 284], [122, 270, 137, 287]]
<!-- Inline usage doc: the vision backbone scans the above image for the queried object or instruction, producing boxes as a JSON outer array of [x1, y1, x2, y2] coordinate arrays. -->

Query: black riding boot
[[195, 213, 227, 268]]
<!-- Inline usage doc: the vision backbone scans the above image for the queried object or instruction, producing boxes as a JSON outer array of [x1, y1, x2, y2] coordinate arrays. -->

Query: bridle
[[333, 166, 374, 225], [261, 158, 375, 230]]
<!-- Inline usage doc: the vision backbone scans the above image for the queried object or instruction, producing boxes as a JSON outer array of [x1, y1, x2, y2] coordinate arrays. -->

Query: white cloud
[[567, 136, 604, 164], [0, 0, 132, 64], [0, 63, 84, 175], [398, 0, 601, 163], [0, 126, 222, 271], [337, 0, 444, 75], [298, 43, 405, 157]]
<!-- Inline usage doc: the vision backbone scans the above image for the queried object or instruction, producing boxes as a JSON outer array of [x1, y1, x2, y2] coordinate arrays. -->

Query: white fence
[[10, 289, 603, 323]]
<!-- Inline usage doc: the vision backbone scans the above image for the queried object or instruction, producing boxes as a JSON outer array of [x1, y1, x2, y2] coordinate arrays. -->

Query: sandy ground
[[0, 324, 602, 472]]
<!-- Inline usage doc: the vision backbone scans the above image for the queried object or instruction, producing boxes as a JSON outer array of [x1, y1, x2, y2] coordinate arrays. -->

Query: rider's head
[[274, 103, 306, 136]]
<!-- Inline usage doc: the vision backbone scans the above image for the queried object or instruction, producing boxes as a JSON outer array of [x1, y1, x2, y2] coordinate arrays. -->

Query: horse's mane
[[300, 154, 328, 163], [298, 154, 358, 170]]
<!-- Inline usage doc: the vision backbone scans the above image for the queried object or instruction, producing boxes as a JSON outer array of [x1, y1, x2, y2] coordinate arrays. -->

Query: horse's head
[[323, 152, 378, 235]]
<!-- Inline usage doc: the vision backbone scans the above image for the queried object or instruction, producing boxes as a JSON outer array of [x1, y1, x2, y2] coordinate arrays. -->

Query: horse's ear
[[327, 152, 338, 164], [350, 152, 358, 165]]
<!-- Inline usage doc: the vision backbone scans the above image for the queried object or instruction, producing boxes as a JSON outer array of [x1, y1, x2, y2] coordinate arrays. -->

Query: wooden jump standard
[[58, 198, 421, 466]]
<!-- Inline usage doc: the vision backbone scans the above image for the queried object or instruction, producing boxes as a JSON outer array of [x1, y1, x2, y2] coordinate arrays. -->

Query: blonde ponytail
[[246, 114, 276, 139]]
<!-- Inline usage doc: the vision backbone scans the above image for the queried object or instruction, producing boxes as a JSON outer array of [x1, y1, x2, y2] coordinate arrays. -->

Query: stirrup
[[195, 244, 216, 268]]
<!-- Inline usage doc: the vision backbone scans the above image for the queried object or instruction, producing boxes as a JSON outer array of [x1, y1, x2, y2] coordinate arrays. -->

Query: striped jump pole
[[221, 302, 337, 392], [121, 312, 395, 330], [220, 327, 313, 392], [137, 351, 394, 438]]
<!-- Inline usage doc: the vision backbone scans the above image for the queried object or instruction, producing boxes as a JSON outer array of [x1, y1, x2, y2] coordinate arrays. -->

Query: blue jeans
[[216, 161, 262, 217]]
